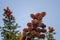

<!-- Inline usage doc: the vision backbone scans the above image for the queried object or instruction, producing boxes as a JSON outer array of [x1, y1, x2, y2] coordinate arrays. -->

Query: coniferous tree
[[1, 7, 20, 40]]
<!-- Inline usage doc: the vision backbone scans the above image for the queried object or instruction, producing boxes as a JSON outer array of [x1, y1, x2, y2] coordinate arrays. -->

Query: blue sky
[[0, 0, 60, 40]]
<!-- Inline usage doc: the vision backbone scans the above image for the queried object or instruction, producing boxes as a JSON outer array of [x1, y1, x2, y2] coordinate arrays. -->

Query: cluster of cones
[[3, 7, 14, 21], [22, 12, 46, 40], [22, 12, 55, 40]]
